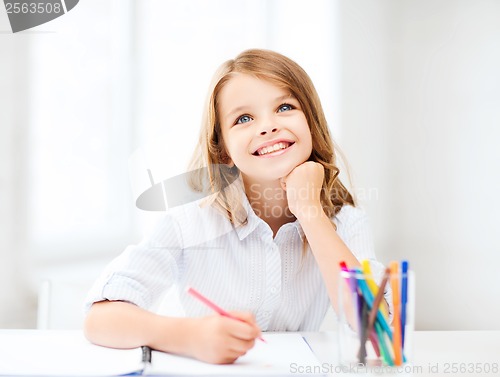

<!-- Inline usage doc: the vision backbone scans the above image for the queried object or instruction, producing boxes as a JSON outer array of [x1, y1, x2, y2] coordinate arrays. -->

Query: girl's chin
[[243, 171, 294, 185], [239, 161, 301, 183], [273, 165, 296, 180]]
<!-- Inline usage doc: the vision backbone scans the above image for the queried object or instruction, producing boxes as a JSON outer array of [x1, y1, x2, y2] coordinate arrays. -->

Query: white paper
[[148, 333, 322, 375], [0, 330, 143, 376], [0, 331, 322, 376]]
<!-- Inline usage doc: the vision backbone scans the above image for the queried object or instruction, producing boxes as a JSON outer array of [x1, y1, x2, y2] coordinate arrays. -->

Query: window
[[26, 0, 339, 260], [28, 0, 136, 258]]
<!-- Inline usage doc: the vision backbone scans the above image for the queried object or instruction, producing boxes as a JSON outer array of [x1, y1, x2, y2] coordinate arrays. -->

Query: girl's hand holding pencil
[[186, 287, 263, 364], [186, 310, 262, 364]]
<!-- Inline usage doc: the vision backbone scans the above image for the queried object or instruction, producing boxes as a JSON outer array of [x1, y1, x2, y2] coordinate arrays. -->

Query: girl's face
[[218, 73, 313, 185]]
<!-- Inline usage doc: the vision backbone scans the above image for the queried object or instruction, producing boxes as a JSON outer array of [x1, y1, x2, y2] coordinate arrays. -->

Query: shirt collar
[[233, 193, 261, 241], [292, 220, 306, 241], [234, 193, 305, 242]]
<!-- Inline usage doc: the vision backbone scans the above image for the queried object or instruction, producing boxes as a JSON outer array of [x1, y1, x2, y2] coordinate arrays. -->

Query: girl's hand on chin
[[280, 161, 325, 220]]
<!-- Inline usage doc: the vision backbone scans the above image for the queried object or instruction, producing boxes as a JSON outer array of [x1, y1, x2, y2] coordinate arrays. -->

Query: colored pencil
[[401, 260, 409, 348], [390, 262, 403, 365], [361, 260, 389, 318]]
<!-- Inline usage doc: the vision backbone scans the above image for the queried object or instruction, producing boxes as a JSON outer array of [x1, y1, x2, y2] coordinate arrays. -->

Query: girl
[[84, 49, 390, 364]]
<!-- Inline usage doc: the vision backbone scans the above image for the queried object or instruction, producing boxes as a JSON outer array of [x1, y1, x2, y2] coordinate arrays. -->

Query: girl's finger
[[228, 338, 255, 354], [223, 316, 261, 340], [279, 177, 287, 191]]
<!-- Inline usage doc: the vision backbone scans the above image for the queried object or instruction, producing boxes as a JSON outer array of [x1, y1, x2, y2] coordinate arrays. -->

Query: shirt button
[[262, 311, 270, 318], [270, 286, 278, 294]]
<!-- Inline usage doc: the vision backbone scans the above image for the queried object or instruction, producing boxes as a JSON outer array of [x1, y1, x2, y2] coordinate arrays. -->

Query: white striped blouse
[[85, 196, 391, 331]]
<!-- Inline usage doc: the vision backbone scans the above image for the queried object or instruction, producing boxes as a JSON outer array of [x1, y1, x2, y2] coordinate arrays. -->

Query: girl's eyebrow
[[224, 94, 295, 122]]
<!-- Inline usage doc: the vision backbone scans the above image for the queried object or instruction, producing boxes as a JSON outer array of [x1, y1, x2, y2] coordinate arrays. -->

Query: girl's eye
[[236, 115, 252, 124], [278, 103, 294, 113]]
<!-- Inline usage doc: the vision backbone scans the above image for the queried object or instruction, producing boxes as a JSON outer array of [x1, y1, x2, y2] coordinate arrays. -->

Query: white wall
[[1, 0, 499, 331], [340, 0, 500, 330], [0, 12, 36, 327]]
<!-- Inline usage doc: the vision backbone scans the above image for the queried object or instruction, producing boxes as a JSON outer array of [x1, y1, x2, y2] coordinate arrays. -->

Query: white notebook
[[0, 330, 323, 376]]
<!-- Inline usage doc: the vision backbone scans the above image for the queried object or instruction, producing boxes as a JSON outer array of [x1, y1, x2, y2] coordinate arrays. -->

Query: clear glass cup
[[337, 267, 415, 370]]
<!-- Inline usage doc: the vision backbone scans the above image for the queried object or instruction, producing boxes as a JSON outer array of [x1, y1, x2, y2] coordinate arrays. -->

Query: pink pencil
[[186, 286, 266, 343]]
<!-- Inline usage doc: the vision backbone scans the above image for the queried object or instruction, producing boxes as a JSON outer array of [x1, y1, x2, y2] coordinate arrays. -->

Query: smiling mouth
[[253, 141, 294, 156]]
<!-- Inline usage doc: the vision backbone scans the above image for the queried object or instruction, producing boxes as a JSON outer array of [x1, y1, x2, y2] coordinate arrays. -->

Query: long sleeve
[[85, 213, 183, 311]]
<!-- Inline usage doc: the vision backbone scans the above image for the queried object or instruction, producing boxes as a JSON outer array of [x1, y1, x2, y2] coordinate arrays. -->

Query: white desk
[[0, 330, 498, 376], [305, 331, 500, 376]]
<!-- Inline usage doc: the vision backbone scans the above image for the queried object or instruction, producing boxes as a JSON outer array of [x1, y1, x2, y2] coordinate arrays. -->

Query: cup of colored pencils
[[337, 260, 414, 369]]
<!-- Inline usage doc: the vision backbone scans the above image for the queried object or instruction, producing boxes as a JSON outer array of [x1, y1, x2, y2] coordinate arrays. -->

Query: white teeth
[[257, 142, 290, 156]]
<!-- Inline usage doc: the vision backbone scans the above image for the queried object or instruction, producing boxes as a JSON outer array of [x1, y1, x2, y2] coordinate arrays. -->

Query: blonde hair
[[188, 49, 355, 227]]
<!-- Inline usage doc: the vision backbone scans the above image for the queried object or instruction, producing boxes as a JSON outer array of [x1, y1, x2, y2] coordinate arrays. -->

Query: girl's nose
[[259, 126, 278, 136]]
